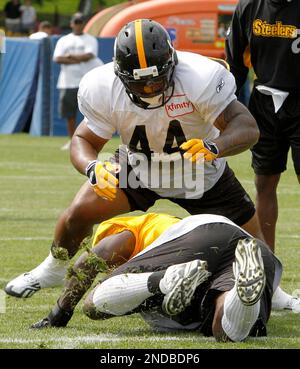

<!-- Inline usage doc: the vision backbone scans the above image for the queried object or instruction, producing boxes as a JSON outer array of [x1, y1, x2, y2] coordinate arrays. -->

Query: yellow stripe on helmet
[[135, 19, 148, 69]]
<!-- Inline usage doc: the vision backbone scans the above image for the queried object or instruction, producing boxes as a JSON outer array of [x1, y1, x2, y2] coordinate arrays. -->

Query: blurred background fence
[[0, 35, 115, 136]]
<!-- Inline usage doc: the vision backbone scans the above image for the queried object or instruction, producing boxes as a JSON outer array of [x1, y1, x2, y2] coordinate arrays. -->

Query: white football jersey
[[78, 51, 237, 198], [131, 214, 252, 260]]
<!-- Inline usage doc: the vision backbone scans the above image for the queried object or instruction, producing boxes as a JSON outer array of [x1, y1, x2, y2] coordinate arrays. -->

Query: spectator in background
[[3, 0, 21, 35], [20, 0, 37, 35], [53, 13, 103, 151], [217, 23, 226, 38], [29, 21, 52, 39]]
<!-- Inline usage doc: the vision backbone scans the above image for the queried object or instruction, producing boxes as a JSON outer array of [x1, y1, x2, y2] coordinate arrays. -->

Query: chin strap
[[270, 0, 292, 4], [127, 81, 175, 110]]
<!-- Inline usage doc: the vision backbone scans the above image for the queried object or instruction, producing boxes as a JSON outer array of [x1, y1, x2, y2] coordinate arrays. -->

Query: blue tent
[[0, 36, 115, 136]]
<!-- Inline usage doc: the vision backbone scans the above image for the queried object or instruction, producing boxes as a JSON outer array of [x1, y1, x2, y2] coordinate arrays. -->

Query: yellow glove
[[180, 139, 219, 162], [86, 160, 119, 201]]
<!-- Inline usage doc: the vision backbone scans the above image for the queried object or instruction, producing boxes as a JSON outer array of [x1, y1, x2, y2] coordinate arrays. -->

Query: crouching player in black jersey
[[81, 214, 282, 342]]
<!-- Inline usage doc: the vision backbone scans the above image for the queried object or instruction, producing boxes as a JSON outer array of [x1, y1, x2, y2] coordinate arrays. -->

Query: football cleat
[[31, 318, 52, 329], [160, 259, 211, 316], [284, 297, 300, 313], [233, 238, 266, 306], [5, 273, 41, 298], [31, 303, 73, 329], [272, 286, 300, 312], [5, 253, 68, 298]]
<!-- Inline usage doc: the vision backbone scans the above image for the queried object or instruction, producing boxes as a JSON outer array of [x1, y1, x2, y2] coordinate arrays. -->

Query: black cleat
[[31, 317, 53, 329], [30, 303, 73, 329]]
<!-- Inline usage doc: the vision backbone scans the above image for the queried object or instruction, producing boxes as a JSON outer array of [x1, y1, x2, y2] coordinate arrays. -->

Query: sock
[[272, 286, 295, 310], [47, 301, 73, 327], [30, 252, 68, 288], [148, 270, 166, 294], [221, 287, 260, 342], [92, 272, 154, 316]]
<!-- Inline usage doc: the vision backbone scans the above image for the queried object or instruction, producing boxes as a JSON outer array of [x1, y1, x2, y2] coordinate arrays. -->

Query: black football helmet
[[114, 19, 178, 109]]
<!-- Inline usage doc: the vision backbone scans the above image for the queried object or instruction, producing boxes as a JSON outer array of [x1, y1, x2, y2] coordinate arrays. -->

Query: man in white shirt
[[29, 20, 52, 40], [6, 18, 299, 313], [20, 0, 36, 34], [53, 13, 103, 150]]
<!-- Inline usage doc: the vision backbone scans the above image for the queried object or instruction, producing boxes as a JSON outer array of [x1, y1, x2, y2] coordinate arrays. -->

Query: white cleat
[[5, 253, 68, 298], [234, 238, 266, 306], [272, 286, 300, 313], [160, 259, 211, 316], [5, 273, 41, 298], [284, 297, 300, 313]]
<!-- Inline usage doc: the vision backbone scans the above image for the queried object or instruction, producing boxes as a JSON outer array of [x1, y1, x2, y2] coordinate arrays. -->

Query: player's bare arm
[[70, 120, 109, 174], [180, 100, 259, 162], [213, 100, 259, 157], [91, 230, 136, 268], [60, 230, 136, 311], [70, 121, 118, 201]]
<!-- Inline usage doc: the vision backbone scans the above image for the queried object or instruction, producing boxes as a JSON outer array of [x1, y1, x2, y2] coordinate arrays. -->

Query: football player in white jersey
[[6, 19, 298, 311]]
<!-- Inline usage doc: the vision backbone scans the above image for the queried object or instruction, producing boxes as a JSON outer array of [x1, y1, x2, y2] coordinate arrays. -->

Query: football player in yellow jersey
[[92, 212, 180, 259], [30, 213, 180, 328], [32, 214, 284, 341]]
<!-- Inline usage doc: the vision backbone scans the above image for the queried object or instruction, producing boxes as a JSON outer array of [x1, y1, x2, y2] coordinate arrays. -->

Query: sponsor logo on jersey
[[253, 19, 298, 39], [165, 95, 194, 118], [216, 79, 225, 93]]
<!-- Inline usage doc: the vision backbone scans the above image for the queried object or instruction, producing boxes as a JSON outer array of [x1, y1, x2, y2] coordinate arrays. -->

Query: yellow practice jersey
[[92, 213, 180, 258]]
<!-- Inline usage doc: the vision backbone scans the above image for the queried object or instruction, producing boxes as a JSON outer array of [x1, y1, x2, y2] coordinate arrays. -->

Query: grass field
[[0, 134, 300, 349]]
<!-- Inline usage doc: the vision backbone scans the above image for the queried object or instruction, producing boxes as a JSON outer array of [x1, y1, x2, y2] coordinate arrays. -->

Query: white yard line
[[0, 335, 208, 345], [277, 235, 300, 239], [1, 190, 66, 195], [0, 237, 52, 241], [0, 162, 71, 169], [0, 208, 63, 212], [1, 176, 75, 180]]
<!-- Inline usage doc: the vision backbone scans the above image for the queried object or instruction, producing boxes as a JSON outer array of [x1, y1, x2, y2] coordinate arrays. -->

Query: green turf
[[0, 134, 299, 349]]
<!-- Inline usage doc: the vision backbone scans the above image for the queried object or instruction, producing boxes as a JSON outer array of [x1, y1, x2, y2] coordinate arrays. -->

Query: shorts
[[249, 88, 300, 175], [59, 88, 79, 119], [114, 151, 255, 226], [108, 222, 281, 336]]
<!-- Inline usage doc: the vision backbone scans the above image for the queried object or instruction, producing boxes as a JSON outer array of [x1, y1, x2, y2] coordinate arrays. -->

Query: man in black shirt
[[3, 0, 21, 34], [226, 0, 300, 310]]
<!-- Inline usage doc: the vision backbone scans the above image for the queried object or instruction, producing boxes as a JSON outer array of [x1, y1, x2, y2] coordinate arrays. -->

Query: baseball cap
[[71, 13, 85, 24]]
